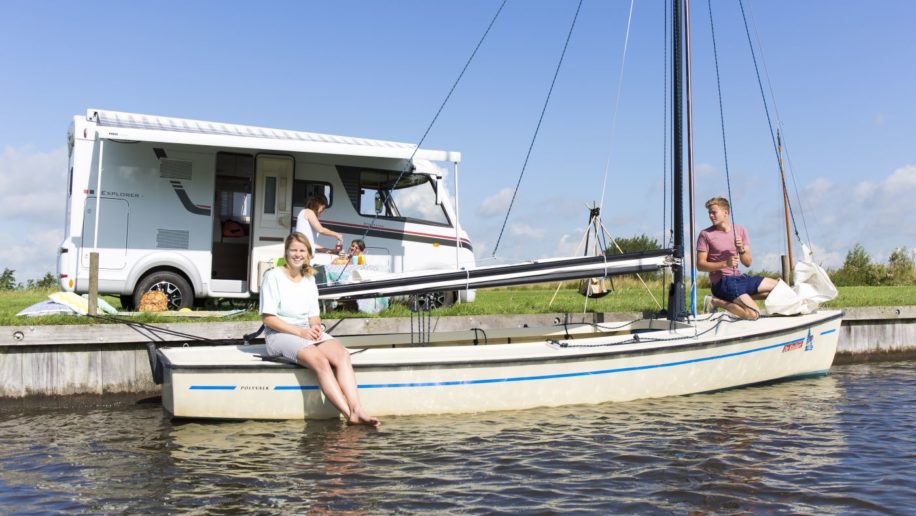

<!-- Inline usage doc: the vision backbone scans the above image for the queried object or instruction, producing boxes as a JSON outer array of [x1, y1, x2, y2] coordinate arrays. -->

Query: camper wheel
[[133, 271, 194, 311], [429, 290, 456, 309]]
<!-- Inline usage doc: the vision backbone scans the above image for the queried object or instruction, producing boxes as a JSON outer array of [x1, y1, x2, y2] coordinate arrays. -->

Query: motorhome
[[58, 109, 474, 309]]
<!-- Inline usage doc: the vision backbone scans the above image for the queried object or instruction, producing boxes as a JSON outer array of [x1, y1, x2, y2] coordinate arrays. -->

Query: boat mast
[[667, 0, 687, 321], [685, 0, 697, 317], [777, 130, 794, 282]]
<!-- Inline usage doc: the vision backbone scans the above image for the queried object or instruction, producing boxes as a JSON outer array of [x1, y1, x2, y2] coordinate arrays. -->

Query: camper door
[[251, 155, 294, 291]]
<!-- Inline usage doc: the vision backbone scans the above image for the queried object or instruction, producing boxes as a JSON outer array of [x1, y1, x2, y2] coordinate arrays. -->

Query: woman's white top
[[259, 267, 320, 326], [295, 209, 317, 250]]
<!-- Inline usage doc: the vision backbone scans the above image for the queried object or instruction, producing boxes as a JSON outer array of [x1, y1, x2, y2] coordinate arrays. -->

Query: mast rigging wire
[[344, 1, 507, 270], [736, 0, 813, 257], [706, 0, 740, 273], [491, 0, 584, 257], [743, 1, 811, 248], [597, 0, 637, 215]]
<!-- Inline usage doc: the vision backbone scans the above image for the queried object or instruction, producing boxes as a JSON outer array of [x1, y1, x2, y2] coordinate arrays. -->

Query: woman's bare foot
[[348, 410, 381, 428]]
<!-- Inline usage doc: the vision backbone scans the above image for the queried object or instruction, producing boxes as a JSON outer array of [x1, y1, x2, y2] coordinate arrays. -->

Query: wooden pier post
[[88, 252, 99, 316], [781, 255, 791, 285]]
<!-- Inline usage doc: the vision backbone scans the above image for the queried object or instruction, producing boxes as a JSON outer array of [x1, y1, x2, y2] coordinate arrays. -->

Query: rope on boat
[[597, 0, 637, 217], [86, 313, 222, 344], [740, 0, 811, 249], [332, 0, 508, 282], [706, 0, 740, 278], [555, 315, 740, 349], [491, 0, 584, 257]]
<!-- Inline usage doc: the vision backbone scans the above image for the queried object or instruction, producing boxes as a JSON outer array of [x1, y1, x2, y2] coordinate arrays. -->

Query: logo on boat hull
[[782, 330, 815, 353], [804, 329, 814, 352], [782, 340, 803, 353]]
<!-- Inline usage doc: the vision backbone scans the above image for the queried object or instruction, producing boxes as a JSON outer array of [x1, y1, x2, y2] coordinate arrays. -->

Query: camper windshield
[[340, 167, 450, 226]]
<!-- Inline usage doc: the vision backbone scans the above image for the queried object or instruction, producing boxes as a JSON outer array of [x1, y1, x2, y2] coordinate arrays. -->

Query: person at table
[[696, 196, 777, 320], [296, 194, 343, 256], [347, 239, 366, 264], [260, 232, 380, 427]]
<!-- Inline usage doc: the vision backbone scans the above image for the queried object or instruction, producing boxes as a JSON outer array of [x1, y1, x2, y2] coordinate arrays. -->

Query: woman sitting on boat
[[260, 232, 380, 427], [697, 196, 777, 320]]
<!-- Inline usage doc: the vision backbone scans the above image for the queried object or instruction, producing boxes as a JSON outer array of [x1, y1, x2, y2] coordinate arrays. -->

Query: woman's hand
[[301, 323, 323, 340]]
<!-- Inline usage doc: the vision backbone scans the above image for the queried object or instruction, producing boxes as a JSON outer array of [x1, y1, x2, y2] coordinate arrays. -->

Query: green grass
[[2, 284, 914, 326]]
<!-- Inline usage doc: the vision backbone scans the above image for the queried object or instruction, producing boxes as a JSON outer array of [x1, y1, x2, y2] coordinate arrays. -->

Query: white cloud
[[556, 231, 585, 257], [464, 164, 912, 278], [0, 145, 68, 219], [695, 163, 717, 177], [0, 226, 63, 283], [508, 222, 544, 239], [475, 187, 515, 217], [793, 164, 916, 269], [884, 164, 916, 190], [0, 145, 68, 281]]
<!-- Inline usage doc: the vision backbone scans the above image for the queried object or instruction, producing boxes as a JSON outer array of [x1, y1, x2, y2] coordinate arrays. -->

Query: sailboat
[[149, 1, 842, 420]]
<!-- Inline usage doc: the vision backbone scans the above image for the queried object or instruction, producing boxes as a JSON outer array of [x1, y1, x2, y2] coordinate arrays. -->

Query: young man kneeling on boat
[[696, 196, 777, 320], [260, 232, 380, 427]]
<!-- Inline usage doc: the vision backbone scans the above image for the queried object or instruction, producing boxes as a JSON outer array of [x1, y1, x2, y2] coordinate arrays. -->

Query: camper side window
[[362, 170, 450, 226], [337, 165, 451, 227]]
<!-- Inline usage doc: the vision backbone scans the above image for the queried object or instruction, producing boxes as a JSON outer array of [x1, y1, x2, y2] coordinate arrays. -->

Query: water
[[1, 361, 914, 514]]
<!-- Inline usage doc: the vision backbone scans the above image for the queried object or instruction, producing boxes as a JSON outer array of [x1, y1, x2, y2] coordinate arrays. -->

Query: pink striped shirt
[[697, 224, 749, 285]]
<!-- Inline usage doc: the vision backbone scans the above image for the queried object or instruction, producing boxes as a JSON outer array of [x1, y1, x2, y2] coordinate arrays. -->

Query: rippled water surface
[[1, 361, 914, 513]]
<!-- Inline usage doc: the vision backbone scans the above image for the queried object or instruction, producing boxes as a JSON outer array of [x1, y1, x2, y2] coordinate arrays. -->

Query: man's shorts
[[711, 274, 764, 302]]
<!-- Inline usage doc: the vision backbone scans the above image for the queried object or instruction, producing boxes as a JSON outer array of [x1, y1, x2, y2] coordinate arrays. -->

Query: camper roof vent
[[160, 159, 192, 180]]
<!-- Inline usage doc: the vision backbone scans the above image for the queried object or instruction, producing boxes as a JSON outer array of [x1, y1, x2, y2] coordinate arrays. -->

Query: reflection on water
[[1, 362, 913, 513]]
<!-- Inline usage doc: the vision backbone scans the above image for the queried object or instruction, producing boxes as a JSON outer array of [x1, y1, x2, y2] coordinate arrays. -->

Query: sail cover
[[765, 245, 839, 315]]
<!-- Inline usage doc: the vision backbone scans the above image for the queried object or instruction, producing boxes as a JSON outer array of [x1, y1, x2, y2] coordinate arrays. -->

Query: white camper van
[[58, 109, 475, 309]]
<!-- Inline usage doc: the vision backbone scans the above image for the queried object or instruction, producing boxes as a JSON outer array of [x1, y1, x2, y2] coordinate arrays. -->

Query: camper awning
[[86, 109, 461, 163]]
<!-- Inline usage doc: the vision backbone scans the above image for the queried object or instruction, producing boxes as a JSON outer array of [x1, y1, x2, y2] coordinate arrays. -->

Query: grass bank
[[2, 284, 914, 327]]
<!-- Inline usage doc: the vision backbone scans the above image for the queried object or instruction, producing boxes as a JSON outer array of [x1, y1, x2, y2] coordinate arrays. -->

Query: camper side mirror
[[434, 175, 443, 206]]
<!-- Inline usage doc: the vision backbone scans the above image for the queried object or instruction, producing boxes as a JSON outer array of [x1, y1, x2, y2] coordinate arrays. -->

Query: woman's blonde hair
[[285, 232, 317, 276]]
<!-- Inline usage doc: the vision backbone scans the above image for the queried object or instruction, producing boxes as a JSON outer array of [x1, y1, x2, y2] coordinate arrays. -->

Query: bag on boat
[[765, 244, 838, 315], [578, 277, 611, 298]]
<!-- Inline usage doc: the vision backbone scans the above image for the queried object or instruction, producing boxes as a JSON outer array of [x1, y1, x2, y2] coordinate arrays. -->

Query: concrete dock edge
[[1, 306, 913, 401]]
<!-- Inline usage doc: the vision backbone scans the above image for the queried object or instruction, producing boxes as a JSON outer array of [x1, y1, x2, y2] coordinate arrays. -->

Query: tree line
[[0, 269, 58, 291]]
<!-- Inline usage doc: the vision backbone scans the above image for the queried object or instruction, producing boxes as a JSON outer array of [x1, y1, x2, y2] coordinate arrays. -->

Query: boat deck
[[159, 311, 843, 369]]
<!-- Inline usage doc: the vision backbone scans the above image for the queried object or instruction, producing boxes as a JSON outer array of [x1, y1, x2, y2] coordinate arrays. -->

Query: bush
[[886, 247, 915, 285], [831, 244, 880, 286], [830, 244, 915, 286], [605, 234, 663, 281], [0, 268, 16, 290]]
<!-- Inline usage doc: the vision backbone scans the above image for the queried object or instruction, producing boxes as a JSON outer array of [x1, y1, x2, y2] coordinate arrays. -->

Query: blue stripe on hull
[[188, 329, 836, 392]]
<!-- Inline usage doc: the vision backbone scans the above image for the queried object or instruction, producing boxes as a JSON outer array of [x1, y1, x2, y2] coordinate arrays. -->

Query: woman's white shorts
[[264, 326, 334, 363]]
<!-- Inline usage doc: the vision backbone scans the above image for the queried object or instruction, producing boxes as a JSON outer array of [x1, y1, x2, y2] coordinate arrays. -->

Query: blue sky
[[2, 0, 914, 282]]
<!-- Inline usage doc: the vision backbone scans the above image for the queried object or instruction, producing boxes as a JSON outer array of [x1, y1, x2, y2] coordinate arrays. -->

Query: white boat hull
[[158, 310, 842, 420]]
